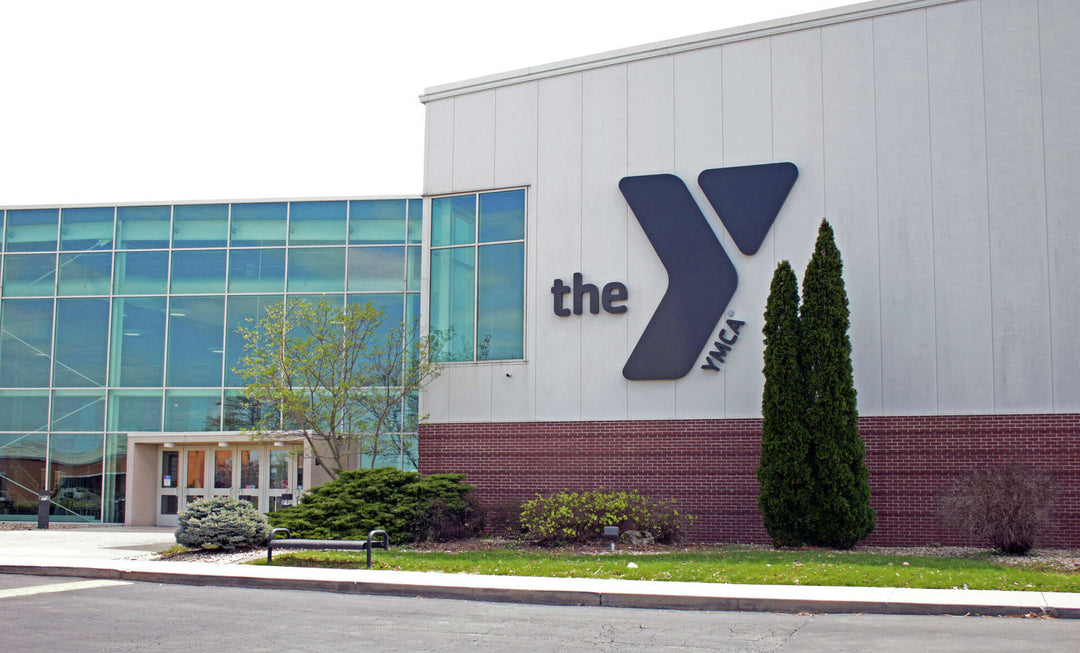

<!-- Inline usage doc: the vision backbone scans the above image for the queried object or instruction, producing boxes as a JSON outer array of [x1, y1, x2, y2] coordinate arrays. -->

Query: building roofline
[[419, 0, 958, 103], [0, 194, 422, 211]]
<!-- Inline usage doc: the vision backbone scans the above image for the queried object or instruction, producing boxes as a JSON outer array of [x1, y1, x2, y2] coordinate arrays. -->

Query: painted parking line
[[0, 579, 131, 600]]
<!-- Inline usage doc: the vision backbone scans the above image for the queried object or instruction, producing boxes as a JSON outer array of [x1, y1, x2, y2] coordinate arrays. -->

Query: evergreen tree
[[800, 220, 875, 548], [757, 261, 812, 547]]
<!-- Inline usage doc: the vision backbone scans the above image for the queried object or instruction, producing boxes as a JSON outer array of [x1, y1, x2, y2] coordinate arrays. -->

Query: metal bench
[[267, 527, 390, 568]]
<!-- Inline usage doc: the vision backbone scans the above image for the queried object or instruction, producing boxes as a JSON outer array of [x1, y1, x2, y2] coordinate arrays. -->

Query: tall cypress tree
[[757, 261, 812, 547], [800, 220, 875, 548]]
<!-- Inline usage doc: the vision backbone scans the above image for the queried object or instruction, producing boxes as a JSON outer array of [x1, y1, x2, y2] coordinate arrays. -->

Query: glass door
[[157, 449, 180, 525], [183, 448, 208, 508], [236, 447, 261, 511], [156, 445, 210, 526], [267, 448, 295, 512]]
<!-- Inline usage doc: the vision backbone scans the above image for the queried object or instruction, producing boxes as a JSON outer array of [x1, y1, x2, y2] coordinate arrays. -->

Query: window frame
[[428, 187, 527, 364]]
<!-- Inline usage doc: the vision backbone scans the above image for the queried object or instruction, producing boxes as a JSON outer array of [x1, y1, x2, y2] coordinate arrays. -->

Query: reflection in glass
[[166, 296, 225, 387], [346, 246, 404, 292], [228, 248, 285, 292], [240, 449, 259, 489], [172, 204, 227, 248], [164, 390, 221, 431], [224, 295, 282, 386], [49, 433, 103, 520], [161, 450, 178, 487], [160, 495, 178, 515], [2, 254, 56, 296], [61, 207, 114, 251], [103, 434, 126, 523], [287, 247, 345, 292], [215, 449, 233, 489], [0, 298, 54, 387], [107, 390, 163, 431], [431, 195, 475, 247], [270, 450, 288, 489], [406, 246, 420, 291], [170, 249, 226, 294], [346, 294, 403, 342], [290, 201, 346, 245], [477, 243, 525, 360], [57, 252, 112, 295], [349, 199, 405, 245], [110, 297, 166, 387], [0, 433, 47, 516], [230, 203, 286, 247], [186, 450, 205, 489], [479, 189, 525, 242], [0, 391, 49, 431], [113, 251, 168, 294], [50, 390, 106, 431], [407, 198, 423, 244], [429, 247, 474, 361], [116, 206, 171, 249], [4, 209, 58, 252], [54, 298, 109, 387]]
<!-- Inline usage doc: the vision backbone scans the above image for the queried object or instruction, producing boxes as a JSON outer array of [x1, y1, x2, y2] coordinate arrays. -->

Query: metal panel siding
[[874, 10, 938, 414], [1039, 0, 1080, 411], [982, 0, 1052, 411], [580, 65, 630, 419], [926, 0, 995, 413], [490, 82, 539, 422], [626, 56, 677, 419], [419, 0, 1071, 424], [770, 29, 826, 283], [720, 38, 774, 418], [821, 19, 884, 416], [493, 83, 538, 189], [447, 364, 493, 422], [673, 45, 728, 418], [534, 74, 583, 420], [424, 99, 455, 196], [451, 91, 496, 192]]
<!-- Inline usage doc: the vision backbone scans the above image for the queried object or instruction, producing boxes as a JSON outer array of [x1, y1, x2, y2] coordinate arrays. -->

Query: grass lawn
[[256, 546, 1080, 593]]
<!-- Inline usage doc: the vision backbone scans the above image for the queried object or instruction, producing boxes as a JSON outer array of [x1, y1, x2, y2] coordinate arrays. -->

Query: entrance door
[[156, 444, 299, 525], [156, 446, 210, 527]]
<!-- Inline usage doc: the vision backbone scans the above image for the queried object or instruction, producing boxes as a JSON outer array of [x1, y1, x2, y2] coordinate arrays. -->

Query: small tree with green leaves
[[234, 298, 440, 479], [800, 220, 874, 549], [757, 260, 813, 547]]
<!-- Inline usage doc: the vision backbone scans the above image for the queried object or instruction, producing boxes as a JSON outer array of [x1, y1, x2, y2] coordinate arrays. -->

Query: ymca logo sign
[[618, 162, 798, 381]]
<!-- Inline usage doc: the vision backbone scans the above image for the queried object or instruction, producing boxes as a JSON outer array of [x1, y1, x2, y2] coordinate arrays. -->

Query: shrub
[[800, 220, 874, 549], [175, 496, 270, 550], [519, 488, 692, 546], [941, 466, 1053, 555], [268, 467, 482, 544], [758, 260, 813, 547]]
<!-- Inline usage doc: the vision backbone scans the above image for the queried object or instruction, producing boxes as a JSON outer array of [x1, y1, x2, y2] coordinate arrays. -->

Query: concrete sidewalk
[[1, 527, 1078, 618]]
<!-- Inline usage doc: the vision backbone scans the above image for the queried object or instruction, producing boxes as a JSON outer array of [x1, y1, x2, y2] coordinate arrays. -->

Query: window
[[430, 189, 525, 362]]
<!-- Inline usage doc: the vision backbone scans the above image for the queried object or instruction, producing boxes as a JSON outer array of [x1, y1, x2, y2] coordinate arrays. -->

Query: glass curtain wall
[[0, 199, 422, 522]]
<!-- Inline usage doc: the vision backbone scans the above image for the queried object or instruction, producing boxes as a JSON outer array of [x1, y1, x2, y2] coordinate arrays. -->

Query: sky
[[0, 0, 858, 206]]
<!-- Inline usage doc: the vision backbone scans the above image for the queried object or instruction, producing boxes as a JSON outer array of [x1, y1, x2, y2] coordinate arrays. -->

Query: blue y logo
[[618, 162, 798, 381]]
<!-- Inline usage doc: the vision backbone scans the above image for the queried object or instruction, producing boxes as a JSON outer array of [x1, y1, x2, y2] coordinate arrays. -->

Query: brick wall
[[419, 414, 1080, 547]]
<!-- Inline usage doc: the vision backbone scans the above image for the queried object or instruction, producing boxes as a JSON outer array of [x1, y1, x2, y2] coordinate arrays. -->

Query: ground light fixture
[[604, 526, 619, 551]]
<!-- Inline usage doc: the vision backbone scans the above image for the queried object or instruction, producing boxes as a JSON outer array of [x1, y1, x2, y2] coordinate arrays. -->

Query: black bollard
[[37, 491, 50, 529]]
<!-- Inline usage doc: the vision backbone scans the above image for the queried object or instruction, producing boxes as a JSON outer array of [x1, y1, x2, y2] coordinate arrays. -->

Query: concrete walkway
[[2, 527, 1078, 618]]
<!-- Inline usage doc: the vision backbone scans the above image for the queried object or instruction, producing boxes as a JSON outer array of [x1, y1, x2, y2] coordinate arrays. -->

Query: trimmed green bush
[[175, 496, 270, 550], [267, 467, 482, 545], [519, 488, 691, 546], [800, 220, 875, 549], [758, 260, 813, 547]]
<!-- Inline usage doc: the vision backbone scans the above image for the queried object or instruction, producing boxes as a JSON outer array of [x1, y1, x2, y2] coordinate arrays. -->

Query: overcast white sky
[[0, 0, 858, 206]]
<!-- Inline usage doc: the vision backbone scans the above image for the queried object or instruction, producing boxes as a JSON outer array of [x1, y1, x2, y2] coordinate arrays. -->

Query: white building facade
[[417, 0, 1080, 545]]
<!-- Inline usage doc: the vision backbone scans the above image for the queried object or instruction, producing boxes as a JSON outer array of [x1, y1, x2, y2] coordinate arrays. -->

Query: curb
[[1, 560, 1078, 618]]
